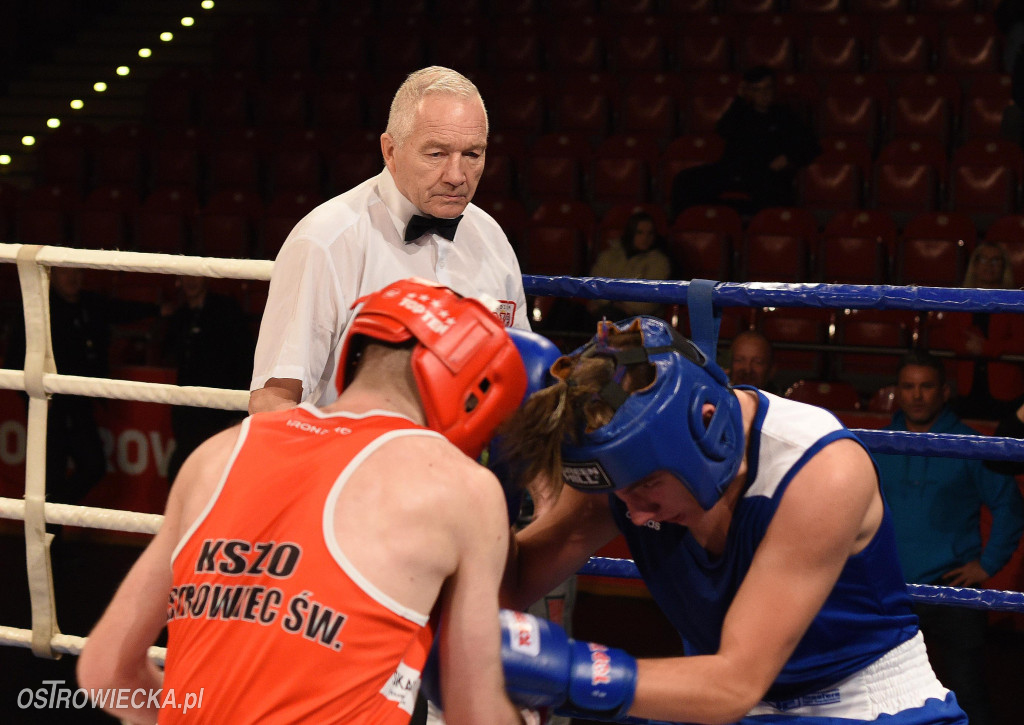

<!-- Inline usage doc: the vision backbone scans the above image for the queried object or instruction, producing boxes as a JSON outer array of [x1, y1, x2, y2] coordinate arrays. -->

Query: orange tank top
[[160, 405, 441, 724]]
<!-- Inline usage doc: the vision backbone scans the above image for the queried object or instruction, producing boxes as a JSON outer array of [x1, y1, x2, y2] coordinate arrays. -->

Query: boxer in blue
[[495, 316, 969, 725]]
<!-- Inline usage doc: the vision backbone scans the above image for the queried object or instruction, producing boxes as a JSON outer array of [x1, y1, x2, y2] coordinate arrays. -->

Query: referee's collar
[[377, 167, 464, 243]]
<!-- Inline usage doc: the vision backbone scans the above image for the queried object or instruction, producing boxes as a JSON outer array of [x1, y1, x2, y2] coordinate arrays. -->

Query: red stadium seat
[[817, 93, 882, 153], [524, 133, 593, 202], [892, 72, 963, 114], [668, 204, 742, 279], [805, 32, 865, 74], [870, 26, 932, 75], [939, 18, 1000, 74], [741, 207, 819, 282], [761, 308, 831, 381], [817, 136, 874, 176], [962, 91, 1012, 141], [531, 199, 597, 235], [522, 225, 589, 276], [549, 87, 613, 138], [985, 215, 1024, 284], [197, 69, 256, 130], [133, 186, 200, 255], [254, 71, 312, 131], [737, 32, 797, 72], [15, 183, 79, 245], [674, 16, 735, 73], [545, 27, 606, 72], [196, 190, 263, 258], [590, 135, 660, 208], [477, 197, 529, 250], [952, 138, 1024, 182], [784, 379, 861, 411], [686, 73, 741, 134], [145, 68, 199, 127], [819, 209, 898, 284], [887, 94, 953, 148], [949, 165, 1016, 232], [312, 75, 369, 131], [895, 212, 975, 287], [848, 0, 907, 14], [799, 161, 863, 227], [74, 185, 140, 250], [836, 313, 911, 379], [427, 21, 484, 71], [206, 129, 264, 196], [487, 28, 543, 72], [93, 124, 148, 190], [609, 31, 668, 72], [617, 87, 679, 138]]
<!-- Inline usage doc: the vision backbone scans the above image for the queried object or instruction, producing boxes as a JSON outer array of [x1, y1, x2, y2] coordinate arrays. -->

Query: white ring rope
[[2, 243, 1023, 704], [0, 369, 248, 410], [0, 498, 162, 533], [0, 626, 166, 664]]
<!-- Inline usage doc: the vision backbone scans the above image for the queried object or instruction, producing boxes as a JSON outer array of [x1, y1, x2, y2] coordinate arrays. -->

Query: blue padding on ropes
[[523, 277, 1024, 313], [578, 557, 1024, 613], [686, 279, 720, 359], [852, 429, 1024, 461]]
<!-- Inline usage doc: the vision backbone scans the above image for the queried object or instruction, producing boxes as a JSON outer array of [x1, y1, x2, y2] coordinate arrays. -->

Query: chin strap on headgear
[[559, 314, 745, 510]]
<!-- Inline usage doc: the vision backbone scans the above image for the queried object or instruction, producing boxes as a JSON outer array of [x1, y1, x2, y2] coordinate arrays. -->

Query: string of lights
[[0, 0, 217, 172]]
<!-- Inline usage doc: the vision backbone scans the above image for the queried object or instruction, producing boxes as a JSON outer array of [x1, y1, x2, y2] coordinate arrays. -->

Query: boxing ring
[[1, 242, 1024, 722]]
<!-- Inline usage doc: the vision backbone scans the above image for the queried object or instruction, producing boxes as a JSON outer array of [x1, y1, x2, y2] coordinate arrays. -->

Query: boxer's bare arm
[[248, 377, 302, 414]]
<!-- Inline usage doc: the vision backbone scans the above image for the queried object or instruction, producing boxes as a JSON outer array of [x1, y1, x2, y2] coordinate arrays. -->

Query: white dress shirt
[[251, 167, 530, 406]]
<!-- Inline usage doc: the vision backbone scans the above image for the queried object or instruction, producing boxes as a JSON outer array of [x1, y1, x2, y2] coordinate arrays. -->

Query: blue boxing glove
[[499, 609, 637, 720]]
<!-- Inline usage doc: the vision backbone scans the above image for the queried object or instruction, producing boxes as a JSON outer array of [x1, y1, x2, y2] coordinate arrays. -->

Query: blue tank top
[[610, 391, 919, 700]]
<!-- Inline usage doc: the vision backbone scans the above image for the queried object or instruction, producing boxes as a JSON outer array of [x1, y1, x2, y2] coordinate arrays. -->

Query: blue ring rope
[[522, 275, 1024, 723], [523, 276, 1024, 313]]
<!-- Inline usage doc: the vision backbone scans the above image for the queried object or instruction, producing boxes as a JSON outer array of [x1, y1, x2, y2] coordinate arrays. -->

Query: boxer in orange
[[78, 278, 539, 725]]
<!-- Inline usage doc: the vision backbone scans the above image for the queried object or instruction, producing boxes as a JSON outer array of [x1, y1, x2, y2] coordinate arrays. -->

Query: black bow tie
[[404, 214, 463, 242]]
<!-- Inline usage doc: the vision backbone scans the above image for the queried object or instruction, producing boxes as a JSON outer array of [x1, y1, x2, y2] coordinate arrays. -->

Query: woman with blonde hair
[[929, 240, 1024, 419]]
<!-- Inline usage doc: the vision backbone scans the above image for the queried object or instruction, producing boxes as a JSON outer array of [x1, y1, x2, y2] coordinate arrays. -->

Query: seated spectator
[[161, 276, 254, 483], [586, 211, 672, 322], [725, 329, 778, 393], [670, 66, 821, 220], [928, 241, 1024, 421]]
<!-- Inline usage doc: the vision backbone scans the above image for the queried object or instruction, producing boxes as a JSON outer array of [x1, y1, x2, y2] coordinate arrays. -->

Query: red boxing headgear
[[337, 278, 528, 458]]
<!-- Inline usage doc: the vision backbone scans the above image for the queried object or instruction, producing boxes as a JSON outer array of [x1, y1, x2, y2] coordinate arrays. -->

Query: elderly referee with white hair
[[249, 65, 531, 415]]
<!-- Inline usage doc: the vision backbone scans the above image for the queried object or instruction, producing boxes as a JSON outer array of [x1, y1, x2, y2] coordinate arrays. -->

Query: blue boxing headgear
[[560, 316, 745, 510]]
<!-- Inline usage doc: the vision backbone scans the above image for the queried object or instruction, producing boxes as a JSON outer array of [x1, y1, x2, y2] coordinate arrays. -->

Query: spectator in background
[[928, 241, 1024, 421], [5, 267, 160, 505], [725, 329, 778, 393], [586, 211, 672, 323], [162, 276, 254, 483], [670, 66, 821, 220], [874, 351, 1024, 725]]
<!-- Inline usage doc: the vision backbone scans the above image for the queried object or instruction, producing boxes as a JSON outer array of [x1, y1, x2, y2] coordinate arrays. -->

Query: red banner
[[0, 366, 176, 516]]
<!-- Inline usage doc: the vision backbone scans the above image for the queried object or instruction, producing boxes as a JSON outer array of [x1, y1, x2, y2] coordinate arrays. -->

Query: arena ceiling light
[[0, 1, 218, 177]]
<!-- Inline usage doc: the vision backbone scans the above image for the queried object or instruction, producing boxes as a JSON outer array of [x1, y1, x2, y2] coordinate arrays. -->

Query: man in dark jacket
[[670, 66, 821, 219], [162, 276, 254, 483]]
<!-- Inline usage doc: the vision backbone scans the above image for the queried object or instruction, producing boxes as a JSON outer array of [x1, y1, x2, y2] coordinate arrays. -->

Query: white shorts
[[744, 631, 968, 723]]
